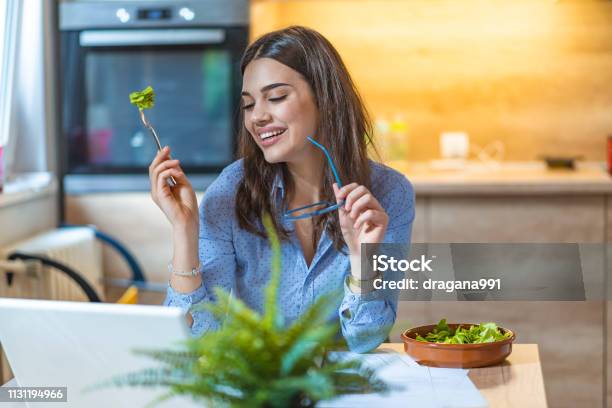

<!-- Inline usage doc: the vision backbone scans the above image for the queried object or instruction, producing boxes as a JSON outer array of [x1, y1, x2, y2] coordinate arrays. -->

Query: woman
[[149, 26, 415, 353]]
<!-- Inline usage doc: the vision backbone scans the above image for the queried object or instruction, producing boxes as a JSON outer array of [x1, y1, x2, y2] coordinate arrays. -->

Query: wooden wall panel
[[252, 0, 612, 162], [429, 195, 605, 243]]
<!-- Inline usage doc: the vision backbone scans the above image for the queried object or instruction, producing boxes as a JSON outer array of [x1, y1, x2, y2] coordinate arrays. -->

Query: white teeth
[[260, 129, 286, 140]]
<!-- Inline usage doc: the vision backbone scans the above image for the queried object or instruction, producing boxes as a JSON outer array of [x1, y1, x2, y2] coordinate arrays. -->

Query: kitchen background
[[0, 1, 611, 407], [251, 0, 610, 163]]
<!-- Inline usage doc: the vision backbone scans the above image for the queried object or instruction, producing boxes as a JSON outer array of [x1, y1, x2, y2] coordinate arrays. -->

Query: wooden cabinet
[[423, 195, 607, 243], [411, 197, 427, 243]]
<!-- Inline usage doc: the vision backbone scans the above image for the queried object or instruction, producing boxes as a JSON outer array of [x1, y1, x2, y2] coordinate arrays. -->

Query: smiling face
[[241, 58, 319, 164]]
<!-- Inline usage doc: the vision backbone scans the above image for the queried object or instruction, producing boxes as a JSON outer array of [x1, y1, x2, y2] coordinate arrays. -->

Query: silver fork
[[139, 110, 177, 187]]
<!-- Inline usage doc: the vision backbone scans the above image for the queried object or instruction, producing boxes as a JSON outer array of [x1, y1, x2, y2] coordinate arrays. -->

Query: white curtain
[[3, 0, 58, 178], [0, 0, 22, 149]]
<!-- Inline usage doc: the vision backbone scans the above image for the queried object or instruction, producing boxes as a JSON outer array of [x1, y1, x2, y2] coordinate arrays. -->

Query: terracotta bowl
[[400, 323, 516, 368]]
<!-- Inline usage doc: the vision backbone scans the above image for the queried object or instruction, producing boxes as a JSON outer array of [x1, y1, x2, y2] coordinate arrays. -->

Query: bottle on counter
[[375, 114, 409, 162]]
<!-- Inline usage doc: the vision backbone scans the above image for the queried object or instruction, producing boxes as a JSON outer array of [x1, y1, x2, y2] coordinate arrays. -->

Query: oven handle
[[79, 29, 226, 47]]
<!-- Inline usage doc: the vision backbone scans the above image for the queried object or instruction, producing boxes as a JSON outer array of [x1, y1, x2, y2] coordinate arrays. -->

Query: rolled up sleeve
[[339, 172, 415, 352], [163, 171, 238, 337]]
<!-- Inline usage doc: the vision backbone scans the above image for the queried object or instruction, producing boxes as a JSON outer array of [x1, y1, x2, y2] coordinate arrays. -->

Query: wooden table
[[2, 343, 548, 408], [377, 343, 548, 408]]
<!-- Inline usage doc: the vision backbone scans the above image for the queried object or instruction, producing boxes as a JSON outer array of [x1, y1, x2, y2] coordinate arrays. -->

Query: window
[[0, 2, 7, 144], [0, 0, 22, 147], [0, 3, 5, 62]]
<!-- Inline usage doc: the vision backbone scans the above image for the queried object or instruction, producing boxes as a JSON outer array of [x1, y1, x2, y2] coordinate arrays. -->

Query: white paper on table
[[319, 351, 488, 408]]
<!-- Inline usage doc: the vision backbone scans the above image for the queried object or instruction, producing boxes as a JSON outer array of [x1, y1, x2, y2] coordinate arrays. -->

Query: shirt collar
[[271, 172, 285, 199]]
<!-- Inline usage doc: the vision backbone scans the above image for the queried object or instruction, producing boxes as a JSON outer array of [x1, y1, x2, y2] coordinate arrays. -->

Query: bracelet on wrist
[[347, 269, 382, 294], [168, 261, 201, 277]]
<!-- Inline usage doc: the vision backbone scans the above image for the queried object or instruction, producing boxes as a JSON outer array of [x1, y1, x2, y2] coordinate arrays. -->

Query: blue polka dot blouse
[[164, 159, 415, 353]]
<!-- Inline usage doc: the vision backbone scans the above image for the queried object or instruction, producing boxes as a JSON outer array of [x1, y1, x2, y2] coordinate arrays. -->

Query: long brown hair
[[235, 26, 374, 252]]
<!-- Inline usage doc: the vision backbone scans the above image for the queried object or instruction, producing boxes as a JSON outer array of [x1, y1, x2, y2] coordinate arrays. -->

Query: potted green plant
[[97, 214, 387, 407]]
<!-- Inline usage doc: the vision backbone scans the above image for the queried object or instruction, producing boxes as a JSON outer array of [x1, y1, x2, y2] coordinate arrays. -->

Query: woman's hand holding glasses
[[333, 182, 389, 257], [285, 136, 389, 258]]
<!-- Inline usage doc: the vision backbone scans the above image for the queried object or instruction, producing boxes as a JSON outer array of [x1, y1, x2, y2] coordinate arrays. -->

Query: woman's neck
[[286, 151, 324, 204]]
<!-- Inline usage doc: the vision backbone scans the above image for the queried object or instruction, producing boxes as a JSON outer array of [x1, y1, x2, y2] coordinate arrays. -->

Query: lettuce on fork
[[129, 86, 155, 110]]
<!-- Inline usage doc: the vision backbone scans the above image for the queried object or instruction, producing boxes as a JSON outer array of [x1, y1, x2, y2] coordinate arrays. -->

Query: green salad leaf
[[129, 86, 155, 110], [415, 318, 512, 344]]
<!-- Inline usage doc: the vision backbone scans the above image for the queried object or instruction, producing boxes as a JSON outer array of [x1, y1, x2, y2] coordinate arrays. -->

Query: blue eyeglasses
[[283, 136, 344, 221]]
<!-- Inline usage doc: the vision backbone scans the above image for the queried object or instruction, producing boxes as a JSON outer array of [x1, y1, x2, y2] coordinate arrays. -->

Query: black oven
[[59, 1, 249, 192]]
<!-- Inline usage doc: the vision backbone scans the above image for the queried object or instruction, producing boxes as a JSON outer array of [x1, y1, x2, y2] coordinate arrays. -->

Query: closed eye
[[241, 95, 287, 110], [269, 95, 287, 102]]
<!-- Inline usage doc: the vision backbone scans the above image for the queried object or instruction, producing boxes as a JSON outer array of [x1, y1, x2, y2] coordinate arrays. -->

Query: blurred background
[[253, 0, 610, 164], [0, 1, 611, 407]]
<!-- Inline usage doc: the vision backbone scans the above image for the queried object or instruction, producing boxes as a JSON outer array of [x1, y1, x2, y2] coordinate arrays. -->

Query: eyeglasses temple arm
[[307, 136, 343, 188]]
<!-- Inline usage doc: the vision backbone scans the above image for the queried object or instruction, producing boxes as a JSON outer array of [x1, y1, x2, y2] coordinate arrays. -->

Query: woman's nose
[[252, 104, 272, 125]]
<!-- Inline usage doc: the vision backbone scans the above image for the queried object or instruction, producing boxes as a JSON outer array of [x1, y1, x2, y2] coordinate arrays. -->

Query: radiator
[[0, 227, 106, 384], [0, 227, 105, 302]]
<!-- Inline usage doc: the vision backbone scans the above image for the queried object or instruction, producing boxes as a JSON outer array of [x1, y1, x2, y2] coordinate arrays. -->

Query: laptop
[[0, 298, 202, 408]]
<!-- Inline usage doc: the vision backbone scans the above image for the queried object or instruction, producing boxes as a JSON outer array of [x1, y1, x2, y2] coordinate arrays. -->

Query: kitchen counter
[[388, 161, 612, 195], [2, 343, 547, 408]]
